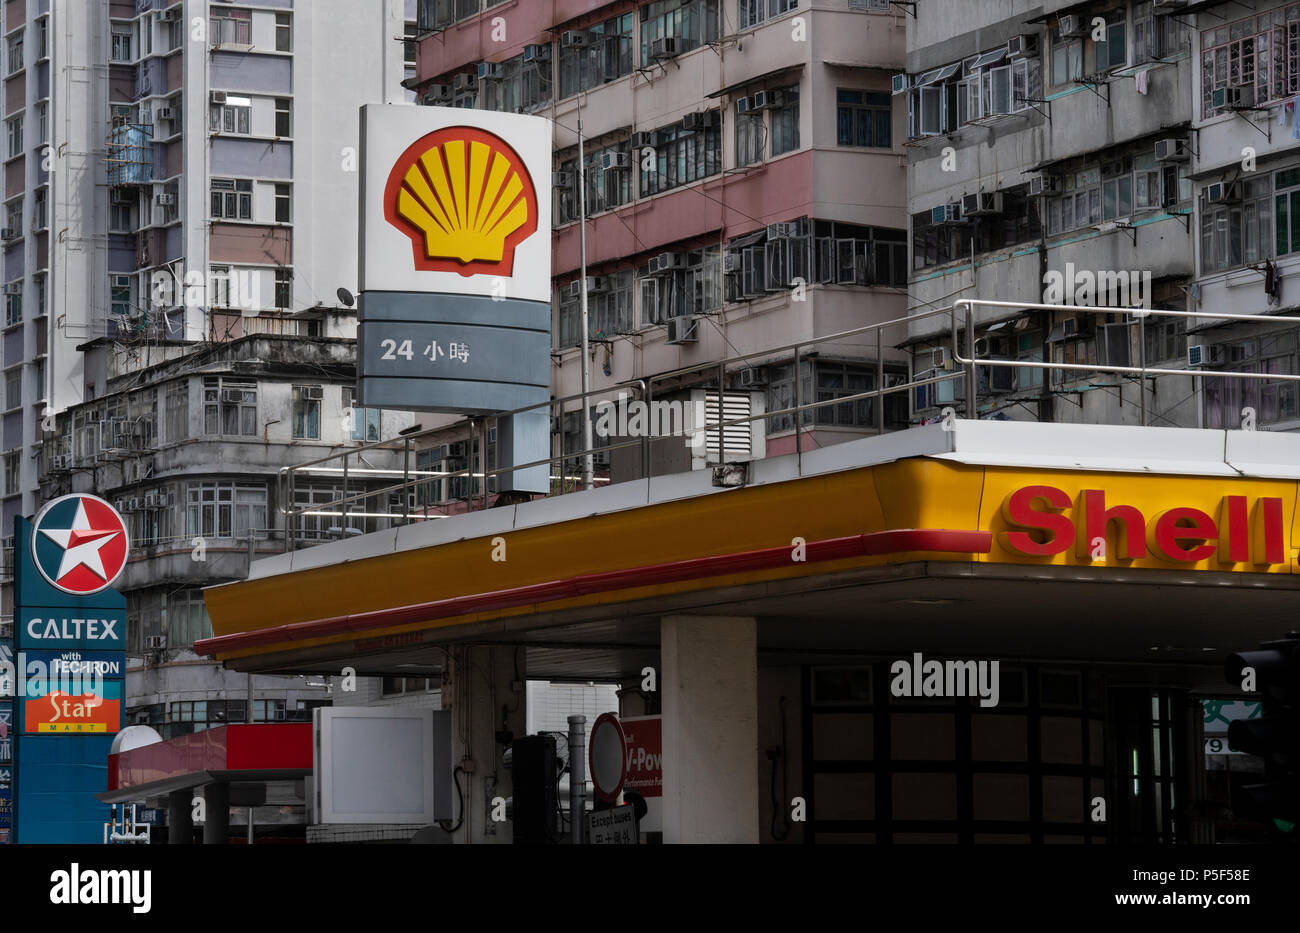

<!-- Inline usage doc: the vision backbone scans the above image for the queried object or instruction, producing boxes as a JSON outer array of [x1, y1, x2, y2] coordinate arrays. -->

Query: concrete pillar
[[660, 615, 759, 844], [446, 646, 526, 844], [202, 782, 230, 845], [168, 789, 193, 845]]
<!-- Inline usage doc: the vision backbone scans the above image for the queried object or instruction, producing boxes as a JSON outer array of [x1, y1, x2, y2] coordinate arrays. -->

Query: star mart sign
[[998, 484, 1289, 566]]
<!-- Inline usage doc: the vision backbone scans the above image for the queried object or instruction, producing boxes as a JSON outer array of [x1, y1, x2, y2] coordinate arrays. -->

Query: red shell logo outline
[[383, 125, 540, 278]]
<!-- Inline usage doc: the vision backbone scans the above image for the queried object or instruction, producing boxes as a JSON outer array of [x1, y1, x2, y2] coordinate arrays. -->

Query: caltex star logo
[[31, 494, 129, 596]]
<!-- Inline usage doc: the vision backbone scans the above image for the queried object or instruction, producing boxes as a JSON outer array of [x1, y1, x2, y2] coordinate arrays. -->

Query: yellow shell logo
[[384, 126, 539, 277]]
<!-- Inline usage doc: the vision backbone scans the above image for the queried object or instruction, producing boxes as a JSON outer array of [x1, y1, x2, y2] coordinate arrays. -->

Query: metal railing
[[277, 300, 1300, 548]]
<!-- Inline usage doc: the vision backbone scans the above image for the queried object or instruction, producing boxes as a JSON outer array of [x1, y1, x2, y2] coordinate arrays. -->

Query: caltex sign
[[31, 495, 129, 596]]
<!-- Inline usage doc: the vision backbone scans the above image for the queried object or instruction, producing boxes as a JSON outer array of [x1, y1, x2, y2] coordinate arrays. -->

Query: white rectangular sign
[[359, 104, 553, 303], [587, 804, 638, 845]]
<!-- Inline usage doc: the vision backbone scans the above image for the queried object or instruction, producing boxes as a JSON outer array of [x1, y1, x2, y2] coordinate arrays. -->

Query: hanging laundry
[[1280, 98, 1293, 128], [1135, 70, 1149, 95], [1265, 260, 1279, 305], [1293, 96, 1300, 140]]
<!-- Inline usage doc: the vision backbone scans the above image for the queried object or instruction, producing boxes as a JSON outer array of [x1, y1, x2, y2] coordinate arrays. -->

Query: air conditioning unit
[[523, 44, 552, 63], [446, 441, 469, 460], [650, 251, 685, 274], [1154, 138, 1190, 162], [651, 37, 680, 60], [423, 84, 451, 104], [752, 90, 785, 110], [1206, 181, 1240, 204], [126, 497, 141, 511], [453, 73, 477, 92], [477, 61, 504, 80], [974, 335, 1008, 358], [1187, 344, 1208, 366], [766, 222, 792, 240], [210, 90, 227, 105], [599, 150, 630, 171], [891, 73, 909, 95], [722, 252, 741, 274], [3, 282, 20, 295], [930, 347, 948, 369], [738, 367, 768, 388], [931, 202, 962, 224], [156, 193, 176, 206], [1007, 34, 1038, 59], [561, 30, 592, 48], [1058, 14, 1086, 38], [115, 499, 129, 513], [162, 9, 181, 22], [146, 635, 167, 650], [49, 454, 70, 471], [142, 494, 160, 509], [681, 111, 706, 132], [221, 388, 245, 403], [665, 316, 698, 344], [1213, 84, 1255, 110], [630, 131, 655, 149], [585, 276, 608, 293], [1027, 174, 1061, 197], [552, 171, 573, 189], [301, 386, 323, 400], [0, 229, 16, 241], [156, 107, 174, 120], [961, 192, 1003, 216]]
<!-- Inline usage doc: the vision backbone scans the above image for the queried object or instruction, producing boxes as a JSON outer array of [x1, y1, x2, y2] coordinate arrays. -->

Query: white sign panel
[[359, 104, 553, 303], [588, 805, 638, 845]]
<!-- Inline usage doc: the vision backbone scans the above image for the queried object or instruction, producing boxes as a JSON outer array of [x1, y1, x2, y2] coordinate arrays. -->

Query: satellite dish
[[110, 725, 164, 755], [336, 287, 356, 308]]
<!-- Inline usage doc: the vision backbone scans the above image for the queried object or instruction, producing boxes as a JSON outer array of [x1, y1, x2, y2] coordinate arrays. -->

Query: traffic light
[[1225, 633, 1300, 829]]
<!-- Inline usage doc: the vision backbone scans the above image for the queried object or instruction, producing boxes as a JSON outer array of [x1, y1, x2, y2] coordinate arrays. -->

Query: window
[[1094, 9, 1127, 72], [1143, 314, 1187, 363], [1052, 37, 1084, 86], [735, 107, 764, 168], [109, 201, 133, 233], [32, 186, 46, 231], [343, 388, 382, 442], [6, 116, 22, 160], [275, 268, 292, 309], [479, 53, 551, 113], [557, 268, 636, 346], [909, 50, 1039, 138], [739, 0, 797, 29], [110, 274, 132, 316], [7, 30, 22, 74], [4, 282, 20, 327], [209, 97, 252, 135], [767, 360, 908, 433], [554, 143, 633, 224], [36, 102, 46, 144], [640, 114, 722, 196], [275, 13, 292, 52], [3, 367, 18, 411], [275, 98, 292, 137], [165, 380, 188, 442], [3, 451, 17, 496], [1204, 330, 1300, 428], [32, 274, 44, 317], [558, 13, 634, 98], [210, 178, 252, 219], [202, 376, 257, 437], [1047, 153, 1189, 237], [837, 89, 891, 147], [32, 358, 44, 401], [1200, 176, 1272, 272], [769, 87, 800, 156], [1275, 166, 1300, 258], [167, 590, 212, 649], [35, 17, 46, 60], [418, 0, 481, 31], [292, 385, 321, 439], [382, 676, 439, 696], [913, 187, 1040, 269], [1132, 2, 1187, 64], [274, 183, 291, 223], [186, 482, 268, 539], [210, 8, 252, 46], [404, 23, 418, 65], [110, 23, 132, 62], [1200, 6, 1300, 120], [640, 0, 718, 67], [5, 198, 20, 235]]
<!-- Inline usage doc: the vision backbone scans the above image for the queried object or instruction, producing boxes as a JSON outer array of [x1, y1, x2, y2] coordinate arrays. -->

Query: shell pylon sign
[[385, 126, 539, 277], [358, 104, 552, 493]]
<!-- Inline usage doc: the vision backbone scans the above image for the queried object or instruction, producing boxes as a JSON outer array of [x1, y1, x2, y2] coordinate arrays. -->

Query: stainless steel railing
[[277, 300, 1300, 549]]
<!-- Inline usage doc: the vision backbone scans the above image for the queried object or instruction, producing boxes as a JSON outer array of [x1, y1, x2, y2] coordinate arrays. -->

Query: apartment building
[[0, 0, 416, 734], [410, 0, 911, 485]]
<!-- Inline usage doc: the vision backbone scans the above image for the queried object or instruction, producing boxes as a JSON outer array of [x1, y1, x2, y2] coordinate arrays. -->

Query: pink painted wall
[[4, 72, 23, 116], [167, 53, 184, 93], [552, 150, 814, 275], [417, 0, 622, 77], [4, 157, 22, 199], [210, 224, 291, 265]]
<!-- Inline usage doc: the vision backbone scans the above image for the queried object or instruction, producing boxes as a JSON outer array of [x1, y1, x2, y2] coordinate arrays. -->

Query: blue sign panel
[[11, 512, 125, 844]]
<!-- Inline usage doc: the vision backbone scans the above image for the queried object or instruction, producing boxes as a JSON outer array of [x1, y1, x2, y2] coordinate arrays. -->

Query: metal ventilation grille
[[704, 391, 753, 462]]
